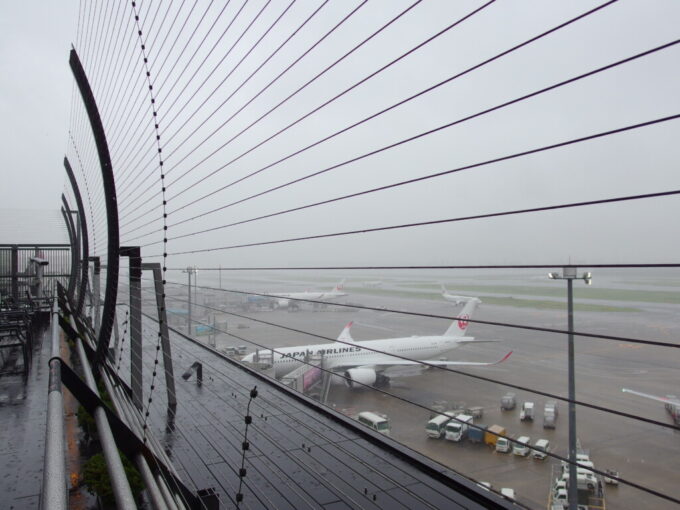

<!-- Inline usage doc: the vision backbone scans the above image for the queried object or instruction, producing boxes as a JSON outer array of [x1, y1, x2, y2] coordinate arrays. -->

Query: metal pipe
[[74, 335, 137, 509], [42, 299, 68, 510], [108, 378, 184, 510], [567, 276, 577, 510], [99, 370, 166, 510]]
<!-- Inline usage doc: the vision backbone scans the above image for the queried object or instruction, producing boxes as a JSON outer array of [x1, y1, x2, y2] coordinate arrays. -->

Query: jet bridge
[[280, 349, 330, 401]]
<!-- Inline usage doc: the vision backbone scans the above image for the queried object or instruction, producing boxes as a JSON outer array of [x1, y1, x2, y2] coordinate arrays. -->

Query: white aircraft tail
[[332, 279, 346, 293], [444, 297, 481, 337], [337, 321, 355, 343]]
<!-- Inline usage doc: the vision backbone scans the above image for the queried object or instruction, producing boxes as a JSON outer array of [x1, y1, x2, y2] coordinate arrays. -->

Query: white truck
[[444, 414, 473, 441]]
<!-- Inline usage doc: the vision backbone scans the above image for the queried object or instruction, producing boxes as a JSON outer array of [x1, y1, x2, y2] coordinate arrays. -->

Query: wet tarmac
[[0, 324, 49, 509], [174, 275, 680, 510]]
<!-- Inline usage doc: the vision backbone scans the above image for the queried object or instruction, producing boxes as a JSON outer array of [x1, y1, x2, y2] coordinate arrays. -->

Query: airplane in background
[[441, 284, 476, 305], [622, 388, 680, 425], [242, 297, 512, 388], [267, 279, 347, 310]]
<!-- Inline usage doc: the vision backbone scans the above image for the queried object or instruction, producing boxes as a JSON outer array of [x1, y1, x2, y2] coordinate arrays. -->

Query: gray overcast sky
[[2, 1, 679, 267]]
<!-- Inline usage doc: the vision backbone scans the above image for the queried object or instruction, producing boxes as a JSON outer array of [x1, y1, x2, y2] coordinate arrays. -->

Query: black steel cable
[[163, 0, 615, 208], [68, 132, 99, 255], [116, 0, 276, 201], [118, 310, 367, 510], [121, 299, 496, 510], [89, 1, 118, 97], [140, 281, 680, 434], [156, 186, 680, 251], [121, 0, 620, 231], [153, 0, 217, 95], [164, 30, 675, 229], [142, 302, 680, 506], [117, 0, 372, 223], [119, 0, 294, 199], [143, 318, 445, 510], [153, 278, 680, 350], [94, 14, 139, 142], [155, 0, 249, 118], [149, 0, 199, 78], [160, 0, 433, 189], [118, 0, 330, 231], [152, 112, 680, 257], [159, 0, 327, 138], [92, 2, 128, 118]]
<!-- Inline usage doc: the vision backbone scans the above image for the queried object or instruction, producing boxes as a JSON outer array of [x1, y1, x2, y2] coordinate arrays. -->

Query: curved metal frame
[[69, 48, 119, 365], [60, 195, 79, 303], [63, 157, 89, 317]]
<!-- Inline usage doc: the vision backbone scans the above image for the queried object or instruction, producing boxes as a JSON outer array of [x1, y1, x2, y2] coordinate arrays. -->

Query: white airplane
[[242, 297, 512, 388], [267, 279, 347, 309], [622, 388, 680, 425], [440, 284, 475, 305]]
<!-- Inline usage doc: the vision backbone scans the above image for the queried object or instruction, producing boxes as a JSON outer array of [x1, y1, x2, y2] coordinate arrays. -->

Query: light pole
[[182, 266, 197, 335], [548, 267, 592, 510]]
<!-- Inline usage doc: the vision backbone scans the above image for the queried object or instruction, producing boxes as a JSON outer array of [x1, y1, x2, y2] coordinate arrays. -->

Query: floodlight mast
[[548, 266, 592, 510]]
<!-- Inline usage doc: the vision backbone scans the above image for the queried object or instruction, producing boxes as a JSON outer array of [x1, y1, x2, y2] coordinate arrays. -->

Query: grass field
[[400, 283, 680, 304], [346, 287, 640, 312]]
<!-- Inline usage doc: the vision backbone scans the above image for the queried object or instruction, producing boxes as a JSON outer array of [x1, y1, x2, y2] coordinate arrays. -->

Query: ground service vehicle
[[485, 424, 506, 446], [501, 392, 516, 410], [513, 435, 531, 456], [444, 414, 473, 441], [495, 436, 511, 453], [468, 424, 486, 443], [520, 401, 535, 421], [357, 412, 391, 436], [544, 400, 558, 429], [426, 412, 455, 438], [532, 439, 550, 460]]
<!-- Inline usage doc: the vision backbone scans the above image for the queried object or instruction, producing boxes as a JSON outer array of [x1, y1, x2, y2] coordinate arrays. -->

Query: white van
[[495, 436, 511, 453], [357, 412, 391, 436], [444, 414, 473, 441], [426, 412, 455, 438], [532, 439, 550, 460], [512, 436, 531, 456]]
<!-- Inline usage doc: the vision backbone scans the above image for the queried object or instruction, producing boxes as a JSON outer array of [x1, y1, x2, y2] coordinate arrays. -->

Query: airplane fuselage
[[245, 335, 469, 378]]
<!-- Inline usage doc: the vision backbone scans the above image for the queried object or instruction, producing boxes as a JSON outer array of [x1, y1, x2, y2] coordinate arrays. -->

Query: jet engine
[[343, 368, 377, 388]]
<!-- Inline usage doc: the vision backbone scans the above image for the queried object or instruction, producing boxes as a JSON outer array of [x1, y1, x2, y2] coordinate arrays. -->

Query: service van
[[512, 435, 531, 456], [426, 412, 455, 438], [357, 412, 391, 436], [532, 439, 550, 460]]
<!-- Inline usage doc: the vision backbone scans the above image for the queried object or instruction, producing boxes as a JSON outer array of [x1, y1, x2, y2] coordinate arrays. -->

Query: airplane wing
[[383, 351, 512, 367], [622, 388, 680, 405], [331, 351, 512, 371]]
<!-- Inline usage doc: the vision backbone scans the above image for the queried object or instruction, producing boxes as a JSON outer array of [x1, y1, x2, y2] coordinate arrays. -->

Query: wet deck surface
[[134, 318, 508, 510], [0, 322, 48, 509]]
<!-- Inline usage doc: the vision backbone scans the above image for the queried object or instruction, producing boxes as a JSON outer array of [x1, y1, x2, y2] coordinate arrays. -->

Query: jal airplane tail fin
[[444, 297, 481, 337], [337, 321, 355, 343], [332, 279, 346, 293]]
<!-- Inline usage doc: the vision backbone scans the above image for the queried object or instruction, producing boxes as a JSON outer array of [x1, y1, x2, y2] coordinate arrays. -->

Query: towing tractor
[[444, 414, 473, 442]]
